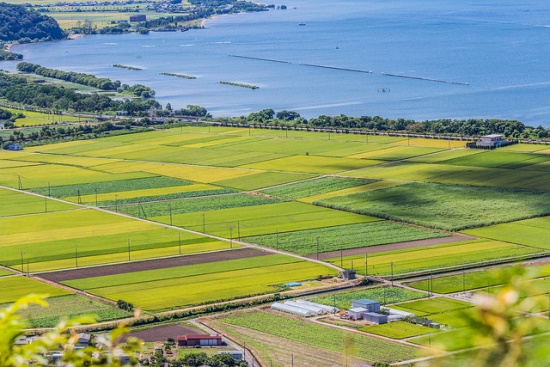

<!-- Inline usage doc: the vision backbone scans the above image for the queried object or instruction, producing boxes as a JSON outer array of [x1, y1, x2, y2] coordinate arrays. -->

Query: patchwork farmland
[[3, 126, 550, 365]]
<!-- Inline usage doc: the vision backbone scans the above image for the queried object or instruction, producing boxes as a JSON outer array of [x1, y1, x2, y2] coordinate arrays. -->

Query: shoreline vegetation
[[220, 81, 259, 89], [160, 72, 197, 79]]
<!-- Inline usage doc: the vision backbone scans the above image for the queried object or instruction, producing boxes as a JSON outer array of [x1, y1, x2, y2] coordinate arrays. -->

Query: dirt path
[[38, 248, 270, 282], [307, 234, 476, 260]]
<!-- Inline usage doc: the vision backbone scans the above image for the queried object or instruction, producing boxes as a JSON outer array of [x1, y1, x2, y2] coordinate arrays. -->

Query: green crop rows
[[215, 310, 418, 363], [247, 222, 446, 255], [261, 177, 373, 199], [317, 182, 550, 231], [117, 193, 284, 218], [325, 240, 539, 276]]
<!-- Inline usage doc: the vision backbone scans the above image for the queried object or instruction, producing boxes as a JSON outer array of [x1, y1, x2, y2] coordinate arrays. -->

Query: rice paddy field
[[324, 240, 539, 276], [60, 254, 337, 311], [0, 276, 72, 304], [3, 125, 550, 363], [317, 182, 550, 231], [0, 294, 131, 328]]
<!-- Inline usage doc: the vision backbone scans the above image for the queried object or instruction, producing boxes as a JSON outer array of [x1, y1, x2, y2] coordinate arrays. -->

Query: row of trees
[[17, 62, 121, 91], [148, 351, 247, 367], [0, 72, 159, 115], [224, 108, 548, 139], [16, 62, 156, 98]]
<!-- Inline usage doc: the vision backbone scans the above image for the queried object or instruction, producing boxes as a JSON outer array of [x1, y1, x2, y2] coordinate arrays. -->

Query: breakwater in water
[[230, 54, 467, 85], [381, 72, 469, 86]]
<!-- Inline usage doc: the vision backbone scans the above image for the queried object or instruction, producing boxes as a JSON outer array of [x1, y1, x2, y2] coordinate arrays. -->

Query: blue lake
[[5, 0, 550, 125]]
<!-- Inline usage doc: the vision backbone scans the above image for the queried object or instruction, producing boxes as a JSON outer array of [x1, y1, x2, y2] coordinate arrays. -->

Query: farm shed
[[352, 299, 381, 312], [476, 134, 504, 148], [5, 143, 23, 151], [271, 302, 316, 317], [177, 334, 223, 347], [348, 307, 368, 320], [362, 312, 388, 324], [295, 299, 339, 313], [218, 350, 243, 360]]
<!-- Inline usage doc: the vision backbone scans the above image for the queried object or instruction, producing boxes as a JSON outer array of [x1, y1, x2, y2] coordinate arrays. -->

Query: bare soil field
[[38, 248, 270, 282]]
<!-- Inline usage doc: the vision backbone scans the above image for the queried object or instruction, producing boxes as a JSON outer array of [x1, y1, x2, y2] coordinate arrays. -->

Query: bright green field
[[30, 176, 192, 198], [0, 188, 77, 217], [462, 216, 550, 250], [0, 276, 71, 304], [343, 161, 550, 192], [0, 294, 131, 328], [0, 163, 153, 189], [10, 108, 81, 127], [261, 177, 373, 199], [360, 321, 437, 339], [0, 269, 14, 277], [241, 155, 381, 174], [117, 193, 283, 218], [325, 240, 539, 276], [213, 171, 316, 190], [0, 209, 217, 270], [317, 182, 550, 231], [311, 287, 426, 310], [246, 222, 446, 255], [391, 298, 473, 317], [408, 265, 550, 294], [151, 201, 373, 238], [213, 310, 418, 364], [63, 254, 337, 311]]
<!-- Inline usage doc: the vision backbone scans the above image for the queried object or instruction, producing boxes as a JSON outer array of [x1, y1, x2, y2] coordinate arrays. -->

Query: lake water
[[5, 0, 550, 125]]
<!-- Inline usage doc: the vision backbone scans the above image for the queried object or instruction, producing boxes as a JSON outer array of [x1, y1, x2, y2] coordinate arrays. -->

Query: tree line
[[16, 62, 156, 97], [0, 3, 64, 43], [224, 108, 549, 139], [0, 72, 159, 115]]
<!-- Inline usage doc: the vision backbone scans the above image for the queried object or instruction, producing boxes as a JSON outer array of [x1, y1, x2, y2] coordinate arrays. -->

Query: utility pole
[[115, 194, 119, 213], [391, 262, 394, 286], [340, 244, 343, 268], [75, 245, 78, 267], [316, 237, 319, 260], [202, 213, 205, 233], [127, 239, 131, 261], [95, 186, 98, 206], [229, 227, 233, 249], [276, 230, 279, 251], [48, 181, 51, 197], [169, 203, 173, 226], [178, 233, 181, 255], [365, 252, 368, 276], [237, 221, 241, 241], [20, 252, 24, 274], [462, 271, 466, 294]]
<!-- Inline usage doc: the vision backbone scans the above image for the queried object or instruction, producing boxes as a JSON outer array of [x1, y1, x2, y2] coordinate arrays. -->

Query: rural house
[[177, 334, 223, 347], [475, 134, 504, 148]]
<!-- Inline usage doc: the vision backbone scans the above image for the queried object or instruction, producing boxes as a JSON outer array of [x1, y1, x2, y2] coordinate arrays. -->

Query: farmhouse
[[475, 134, 504, 148], [352, 299, 381, 312], [129, 14, 146, 22], [177, 334, 223, 347], [5, 143, 23, 151]]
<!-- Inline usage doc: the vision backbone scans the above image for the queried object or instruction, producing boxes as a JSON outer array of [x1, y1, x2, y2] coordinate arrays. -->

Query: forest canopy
[[0, 2, 65, 43]]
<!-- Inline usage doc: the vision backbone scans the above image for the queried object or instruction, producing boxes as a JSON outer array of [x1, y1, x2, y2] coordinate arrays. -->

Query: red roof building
[[177, 334, 223, 347]]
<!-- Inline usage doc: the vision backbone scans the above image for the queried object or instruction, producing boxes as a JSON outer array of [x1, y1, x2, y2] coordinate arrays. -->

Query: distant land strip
[[381, 72, 469, 85]]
